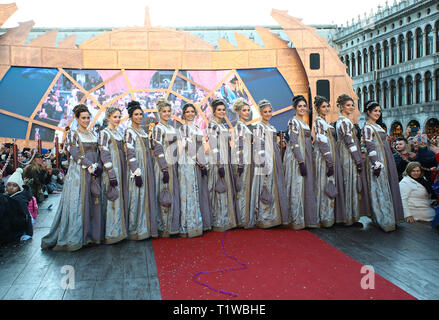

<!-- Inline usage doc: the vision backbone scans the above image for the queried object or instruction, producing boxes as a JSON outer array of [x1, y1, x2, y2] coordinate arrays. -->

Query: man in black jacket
[[393, 137, 416, 181]]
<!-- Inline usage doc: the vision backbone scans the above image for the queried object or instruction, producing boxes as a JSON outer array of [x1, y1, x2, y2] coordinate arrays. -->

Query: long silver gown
[[250, 121, 289, 228], [231, 120, 254, 228], [41, 129, 103, 251], [336, 116, 371, 224], [99, 127, 129, 244], [151, 122, 181, 237], [362, 121, 405, 232], [124, 125, 158, 240], [284, 117, 318, 229], [206, 118, 239, 232], [313, 116, 346, 227], [178, 121, 212, 237]]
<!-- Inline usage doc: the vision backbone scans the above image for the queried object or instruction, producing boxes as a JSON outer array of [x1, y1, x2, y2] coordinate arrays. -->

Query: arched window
[[436, 21, 439, 52], [391, 121, 404, 137], [369, 84, 375, 101], [406, 76, 413, 105], [398, 78, 405, 106], [390, 80, 396, 108], [345, 56, 350, 76], [384, 40, 389, 67], [398, 34, 405, 63], [407, 31, 414, 60], [425, 71, 432, 103], [390, 38, 397, 65], [357, 51, 362, 75], [416, 28, 423, 58], [357, 88, 362, 109], [435, 69, 439, 101], [376, 43, 382, 69], [415, 74, 422, 104], [363, 48, 368, 73], [425, 118, 439, 139], [383, 81, 389, 108], [376, 83, 382, 105], [369, 46, 375, 71], [426, 25, 433, 56], [363, 86, 368, 107], [351, 54, 356, 77]]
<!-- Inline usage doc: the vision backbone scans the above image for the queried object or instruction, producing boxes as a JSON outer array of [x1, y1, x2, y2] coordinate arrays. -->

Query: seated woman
[[399, 162, 436, 223]]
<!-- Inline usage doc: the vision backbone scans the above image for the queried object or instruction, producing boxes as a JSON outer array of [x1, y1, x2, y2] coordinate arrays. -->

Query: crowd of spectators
[[391, 128, 439, 226], [0, 143, 67, 245]]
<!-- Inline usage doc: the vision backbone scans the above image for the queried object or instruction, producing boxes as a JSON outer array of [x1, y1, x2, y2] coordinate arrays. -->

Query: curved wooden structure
[[0, 3, 358, 148]]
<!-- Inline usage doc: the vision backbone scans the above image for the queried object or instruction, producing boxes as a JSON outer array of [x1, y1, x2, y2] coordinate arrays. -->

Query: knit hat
[[7, 168, 24, 191]]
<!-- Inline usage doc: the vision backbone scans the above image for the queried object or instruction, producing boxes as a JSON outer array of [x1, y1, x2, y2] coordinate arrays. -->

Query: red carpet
[[152, 228, 416, 300]]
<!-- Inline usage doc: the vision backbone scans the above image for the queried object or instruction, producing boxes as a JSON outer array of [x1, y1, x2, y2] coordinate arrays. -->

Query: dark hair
[[292, 95, 307, 108], [73, 104, 90, 118], [394, 137, 408, 144], [336, 94, 354, 109], [364, 100, 380, 114], [182, 103, 197, 119], [211, 99, 226, 114], [127, 101, 142, 118], [364, 100, 384, 127], [314, 95, 329, 109]]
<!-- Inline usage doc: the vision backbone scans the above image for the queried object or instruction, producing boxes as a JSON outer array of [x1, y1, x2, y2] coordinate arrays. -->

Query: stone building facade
[[331, 0, 439, 139]]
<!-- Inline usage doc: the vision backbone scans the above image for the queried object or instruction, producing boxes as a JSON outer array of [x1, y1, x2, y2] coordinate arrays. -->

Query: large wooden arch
[[0, 3, 358, 148]]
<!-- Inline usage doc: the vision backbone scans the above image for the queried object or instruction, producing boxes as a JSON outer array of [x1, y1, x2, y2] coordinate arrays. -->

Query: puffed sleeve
[[252, 123, 266, 168], [207, 122, 222, 166], [99, 130, 116, 180], [288, 119, 304, 163], [337, 118, 362, 163], [314, 119, 333, 167], [362, 124, 381, 167], [234, 123, 245, 167], [151, 125, 168, 171], [124, 128, 140, 175], [67, 130, 93, 169]]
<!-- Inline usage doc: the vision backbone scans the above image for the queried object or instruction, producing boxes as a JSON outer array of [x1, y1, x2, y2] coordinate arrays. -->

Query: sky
[[1, 0, 391, 29]]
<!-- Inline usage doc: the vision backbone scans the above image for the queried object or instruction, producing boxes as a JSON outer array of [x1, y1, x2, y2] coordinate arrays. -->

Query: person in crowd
[[335, 94, 371, 226], [0, 168, 33, 244], [45, 167, 64, 194], [99, 105, 128, 245], [41, 104, 103, 251], [393, 137, 417, 181], [283, 95, 318, 229], [231, 98, 254, 228], [124, 101, 158, 240], [23, 153, 48, 203], [250, 99, 289, 229], [412, 133, 438, 183], [313, 95, 346, 227], [151, 98, 181, 237], [206, 99, 239, 232], [362, 100, 404, 232], [177, 103, 212, 237], [399, 162, 436, 223]]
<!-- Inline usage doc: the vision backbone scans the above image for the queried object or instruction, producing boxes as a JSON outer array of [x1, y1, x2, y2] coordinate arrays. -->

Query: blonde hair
[[403, 161, 423, 178], [105, 105, 120, 119], [258, 99, 272, 112], [233, 98, 249, 113], [156, 98, 172, 113]]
